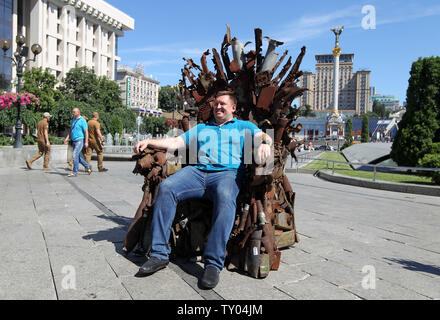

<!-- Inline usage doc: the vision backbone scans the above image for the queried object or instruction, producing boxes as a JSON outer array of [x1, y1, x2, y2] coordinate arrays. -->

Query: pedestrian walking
[[85, 112, 108, 172], [26, 112, 52, 171], [63, 108, 92, 177], [67, 116, 88, 171]]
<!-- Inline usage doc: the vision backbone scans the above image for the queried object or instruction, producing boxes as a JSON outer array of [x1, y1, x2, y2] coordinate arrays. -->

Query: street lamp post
[[136, 112, 142, 142], [1, 35, 42, 148]]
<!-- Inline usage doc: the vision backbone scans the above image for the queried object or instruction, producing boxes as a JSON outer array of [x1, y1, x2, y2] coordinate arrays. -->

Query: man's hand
[[256, 144, 272, 164], [135, 137, 185, 154], [84, 141, 88, 149], [46, 141, 51, 147], [134, 140, 149, 154], [64, 139, 68, 145]]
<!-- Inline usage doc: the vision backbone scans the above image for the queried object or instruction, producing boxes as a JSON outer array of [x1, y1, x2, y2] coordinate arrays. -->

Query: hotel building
[[116, 64, 161, 116], [298, 53, 371, 115]]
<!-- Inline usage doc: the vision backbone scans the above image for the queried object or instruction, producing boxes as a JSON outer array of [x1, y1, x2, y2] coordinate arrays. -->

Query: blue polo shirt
[[70, 116, 88, 142], [179, 118, 261, 172]]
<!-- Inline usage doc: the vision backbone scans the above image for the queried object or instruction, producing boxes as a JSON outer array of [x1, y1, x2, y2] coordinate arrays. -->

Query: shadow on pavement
[[82, 214, 206, 281], [385, 258, 440, 276]]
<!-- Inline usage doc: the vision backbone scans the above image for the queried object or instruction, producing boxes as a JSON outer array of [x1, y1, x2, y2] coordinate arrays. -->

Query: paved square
[[0, 161, 439, 300]]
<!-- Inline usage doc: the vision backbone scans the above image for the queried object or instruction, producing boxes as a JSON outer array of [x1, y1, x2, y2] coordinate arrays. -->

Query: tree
[[22, 67, 61, 113], [59, 66, 99, 103], [100, 108, 137, 135], [49, 100, 93, 135], [140, 116, 167, 136], [158, 85, 180, 112], [0, 105, 41, 134], [390, 57, 440, 167], [372, 100, 386, 118], [361, 115, 369, 143], [372, 100, 391, 118], [108, 115, 123, 137], [299, 104, 316, 117], [95, 75, 124, 112], [341, 118, 353, 150], [59, 66, 123, 111]]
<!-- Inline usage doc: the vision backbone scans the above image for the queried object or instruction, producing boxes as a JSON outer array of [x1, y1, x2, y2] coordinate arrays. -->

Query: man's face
[[213, 95, 236, 124], [72, 108, 80, 118]]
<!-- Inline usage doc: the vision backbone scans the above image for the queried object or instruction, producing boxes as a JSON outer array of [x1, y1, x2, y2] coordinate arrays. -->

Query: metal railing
[[103, 145, 134, 154], [289, 155, 440, 182]]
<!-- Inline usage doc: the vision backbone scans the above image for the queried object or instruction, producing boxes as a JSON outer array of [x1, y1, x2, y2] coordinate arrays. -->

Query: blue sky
[[106, 0, 440, 104]]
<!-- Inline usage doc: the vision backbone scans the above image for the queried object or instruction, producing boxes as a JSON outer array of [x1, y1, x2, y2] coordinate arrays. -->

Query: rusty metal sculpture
[[124, 26, 307, 278]]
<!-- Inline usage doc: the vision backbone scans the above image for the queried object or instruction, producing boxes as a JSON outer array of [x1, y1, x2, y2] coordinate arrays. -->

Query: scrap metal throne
[[124, 26, 306, 278]]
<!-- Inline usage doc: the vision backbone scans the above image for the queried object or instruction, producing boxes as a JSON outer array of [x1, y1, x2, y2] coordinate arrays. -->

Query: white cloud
[[273, 3, 440, 44], [275, 5, 361, 43], [376, 4, 440, 26], [122, 58, 182, 67], [119, 43, 208, 57]]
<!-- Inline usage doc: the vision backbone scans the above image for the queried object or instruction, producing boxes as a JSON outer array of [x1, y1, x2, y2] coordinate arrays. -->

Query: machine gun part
[[279, 46, 306, 89], [272, 56, 292, 86], [183, 57, 202, 72], [254, 28, 263, 71], [271, 50, 288, 76], [254, 70, 272, 88], [256, 85, 277, 111], [221, 31, 234, 80], [211, 48, 227, 83], [231, 38, 251, 71], [260, 36, 284, 72], [239, 203, 250, 231]]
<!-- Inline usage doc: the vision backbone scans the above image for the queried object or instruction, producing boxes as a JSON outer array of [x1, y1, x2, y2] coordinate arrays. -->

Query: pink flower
[[0, 91, 40, 110]]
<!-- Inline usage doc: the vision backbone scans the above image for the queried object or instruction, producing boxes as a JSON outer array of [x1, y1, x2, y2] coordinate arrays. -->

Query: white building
[[10, 0, 134, 82], [116, 64, 161, 117]]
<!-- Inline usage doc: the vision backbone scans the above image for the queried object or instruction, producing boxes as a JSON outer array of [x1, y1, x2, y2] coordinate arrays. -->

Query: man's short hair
[[215, 90, 237, 105], [92, 112, 99, 118]]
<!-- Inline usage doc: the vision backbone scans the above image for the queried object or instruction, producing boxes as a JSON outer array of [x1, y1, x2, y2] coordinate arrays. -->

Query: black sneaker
[[200, 265, 220, 289], [135, 256, 169, 277], [98, 168, 108, 172]]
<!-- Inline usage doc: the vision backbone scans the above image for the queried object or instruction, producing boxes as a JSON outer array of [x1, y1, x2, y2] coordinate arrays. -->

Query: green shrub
[[0, 133, 14, 146], [418, 143, 440, 184], [361, 115, 369, 143], [109, 115, 123, 137], [340, 142, 352, 151], [49, 135, 65, 145], [22, 134, 36, 145]]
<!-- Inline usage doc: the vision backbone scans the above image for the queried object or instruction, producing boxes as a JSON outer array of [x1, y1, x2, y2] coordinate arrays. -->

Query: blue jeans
[[150, 166, 244, 271], [72, 139, 90, 174]]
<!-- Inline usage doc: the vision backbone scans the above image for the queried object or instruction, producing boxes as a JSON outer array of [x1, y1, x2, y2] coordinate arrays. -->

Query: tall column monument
[[331, 26, 343, 114], [326, 26, 345, 146]]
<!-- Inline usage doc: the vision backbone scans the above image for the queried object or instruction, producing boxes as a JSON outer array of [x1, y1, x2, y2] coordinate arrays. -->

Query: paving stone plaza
[[0, 160, 439, 300]]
